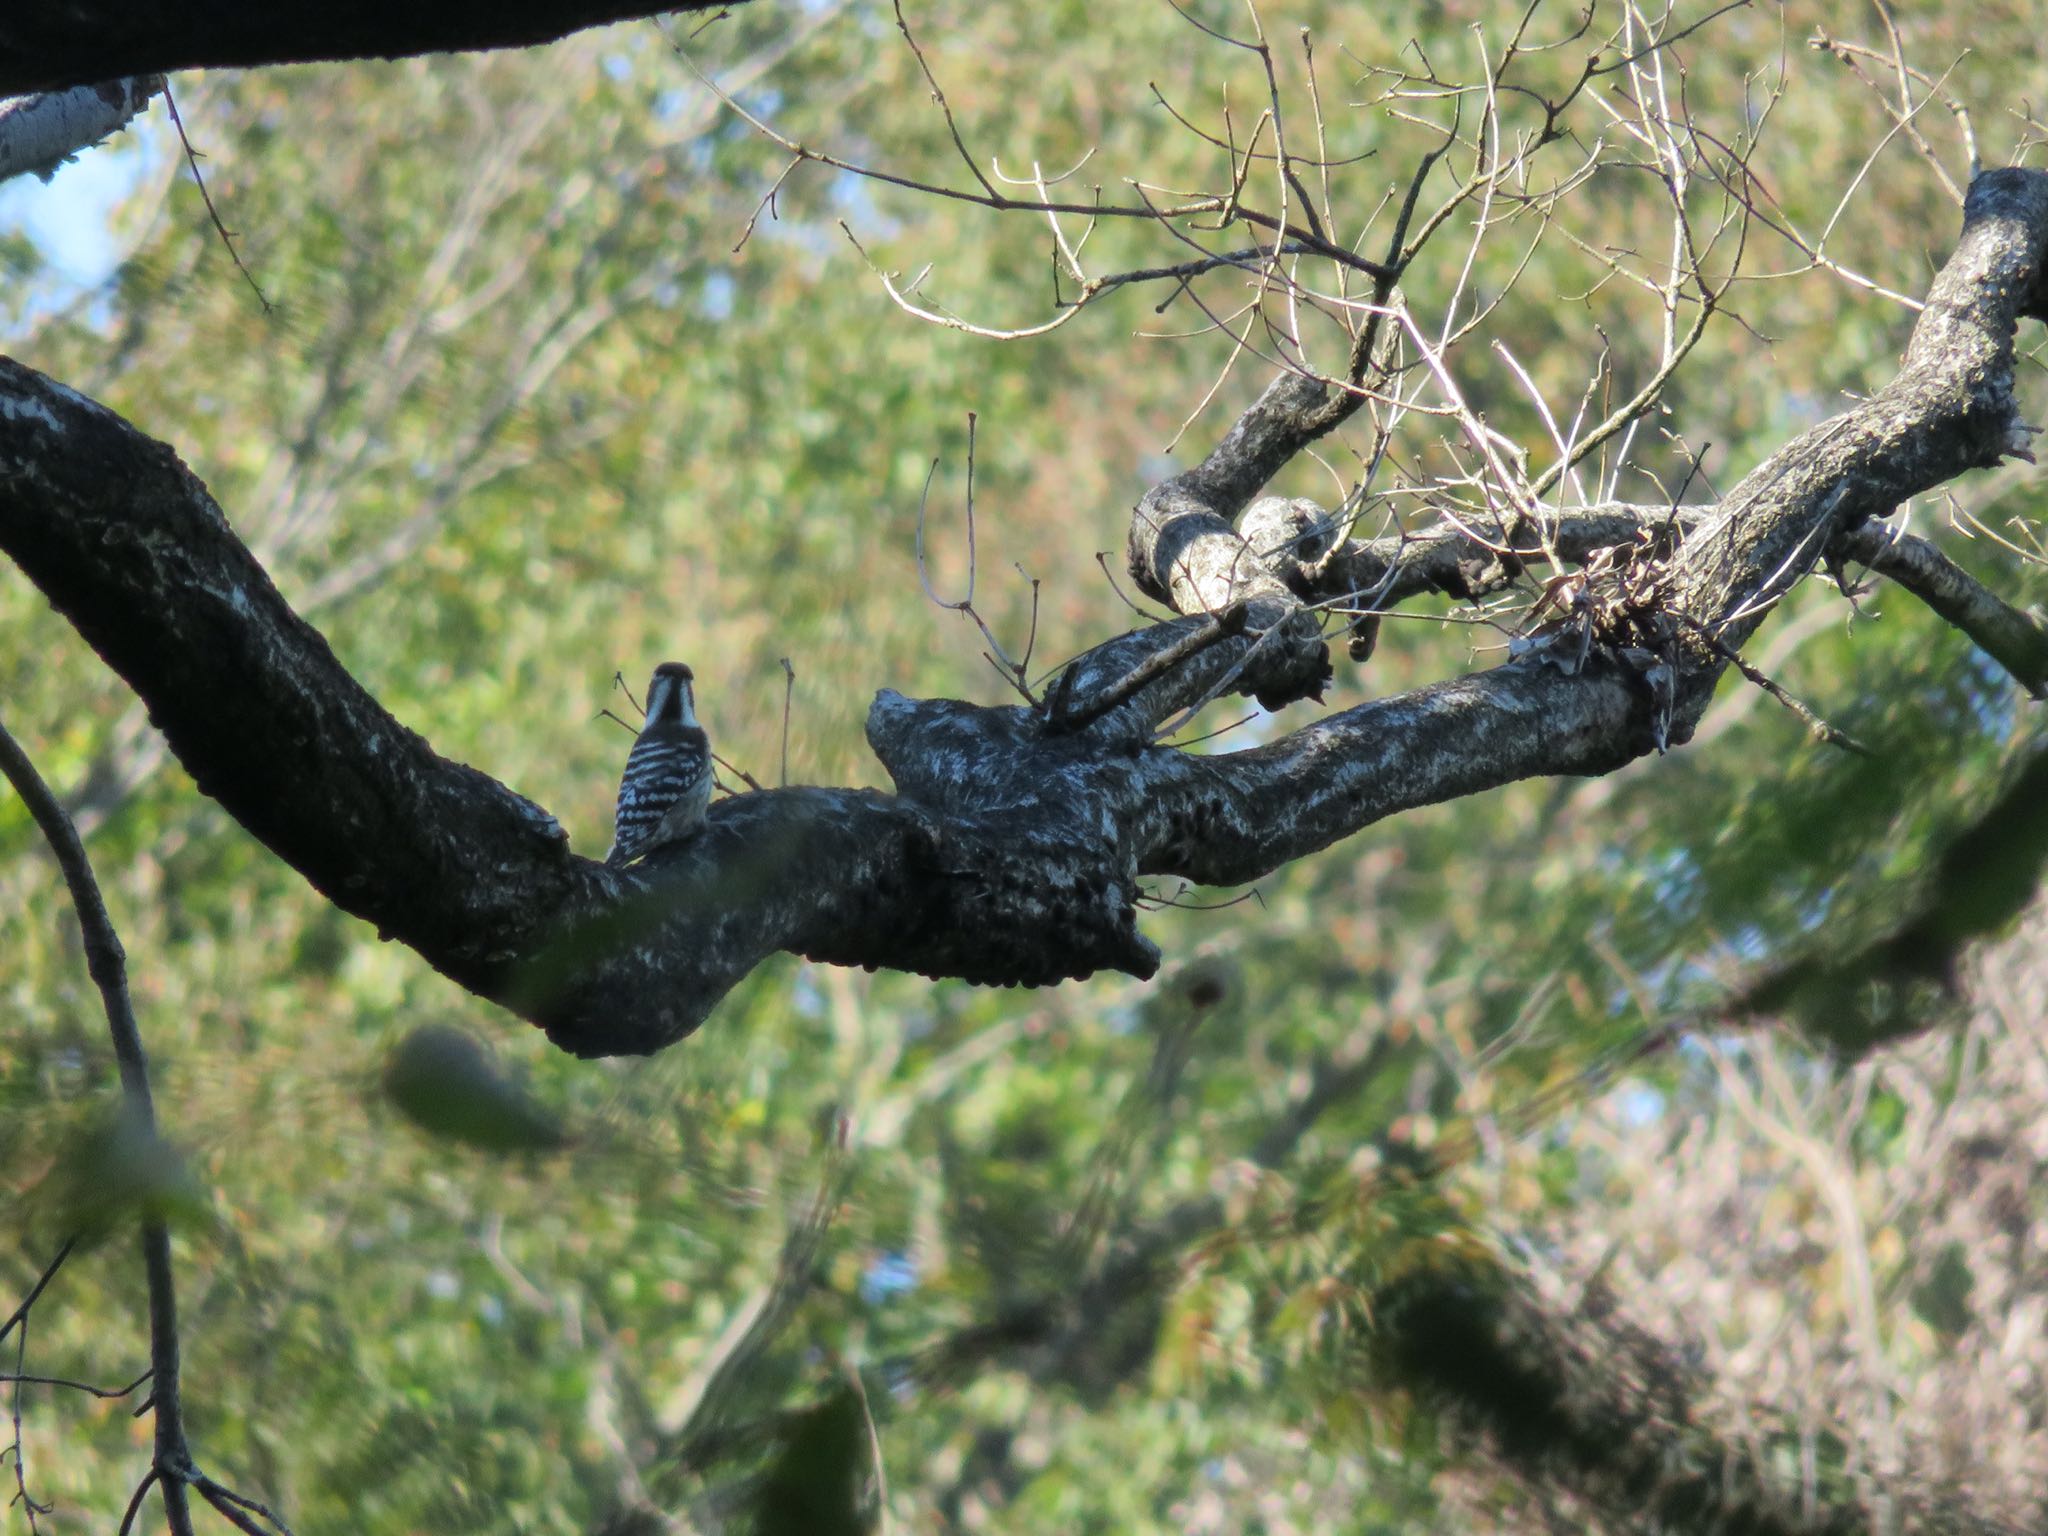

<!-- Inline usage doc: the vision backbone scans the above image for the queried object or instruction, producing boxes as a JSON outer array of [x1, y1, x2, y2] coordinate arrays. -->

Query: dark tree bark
[[1379, 1263, 2023, 1536], [1, 172, 2044, 1059], [0, 2, 732, 97]]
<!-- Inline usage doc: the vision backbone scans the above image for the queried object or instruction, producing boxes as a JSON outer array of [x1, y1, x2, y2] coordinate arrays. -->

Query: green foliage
[[748, 1381, 877, 1536], [1909, 1241, 1975, 1340], [382, 1025, 571, 1153], [42, 1098, 206, 1245], [3, 2, 2048, 1531]]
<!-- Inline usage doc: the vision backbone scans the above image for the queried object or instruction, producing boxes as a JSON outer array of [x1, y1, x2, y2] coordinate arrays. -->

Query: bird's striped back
[[607, 724, 711, 864]]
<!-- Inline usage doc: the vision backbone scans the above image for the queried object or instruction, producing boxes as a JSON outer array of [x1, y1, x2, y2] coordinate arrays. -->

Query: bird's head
[[646, 662, 697, 726]]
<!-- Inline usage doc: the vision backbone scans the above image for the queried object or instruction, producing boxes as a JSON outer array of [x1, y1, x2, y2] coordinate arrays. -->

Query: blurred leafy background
[[4, 1, 2048, 1530]]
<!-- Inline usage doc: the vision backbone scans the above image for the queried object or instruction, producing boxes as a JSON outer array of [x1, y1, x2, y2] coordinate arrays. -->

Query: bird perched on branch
[[606, 662, 713, 866]]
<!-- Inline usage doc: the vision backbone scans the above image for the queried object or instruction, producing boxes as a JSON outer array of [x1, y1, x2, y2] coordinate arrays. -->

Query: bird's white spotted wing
[[607, 726, 712, 865]]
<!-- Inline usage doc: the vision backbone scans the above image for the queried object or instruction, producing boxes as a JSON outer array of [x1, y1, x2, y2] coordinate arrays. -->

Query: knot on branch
[[1237, 495, 1345, 588], [1123, 373, 1349, 709], [1244, 604, 1334, 710], [826, 816, 1161, 988], [856, 687, 1169, 978]]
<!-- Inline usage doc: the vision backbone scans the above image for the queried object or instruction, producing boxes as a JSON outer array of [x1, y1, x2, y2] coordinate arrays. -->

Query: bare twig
[[0, 1239, 80, 1531], [674, 44, 1398, 283], [892, 0, 998, 199], [779, 658, 795, 787], [191, 1473, 298, 1536], [712, 752, 765, 795], [0, 1369, 152, 1400], [914, 413, 1041, 703], [1675, 614, 1871, 754], [161, 81, 270, 313], [0, 1242, 75, 1349], [0, 716, 291, 1535], [0, 715, 200, 1535], [732, 153, 800, 254]]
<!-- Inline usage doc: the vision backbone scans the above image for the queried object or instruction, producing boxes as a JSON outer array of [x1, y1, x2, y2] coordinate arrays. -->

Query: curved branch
[[1382, 1263, 2011, 1536], [1123, 371, 1340, 710], [1839, 520, 2048, 697], [1138, 661, 1648, 886], [2, 170, 2043, 1058], [0, 358, 1156, 1054], [1664, 168, 2048, 710]]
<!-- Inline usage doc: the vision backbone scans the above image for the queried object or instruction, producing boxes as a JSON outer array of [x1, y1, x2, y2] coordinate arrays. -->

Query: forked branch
[[0, 171, 2040, 1056]]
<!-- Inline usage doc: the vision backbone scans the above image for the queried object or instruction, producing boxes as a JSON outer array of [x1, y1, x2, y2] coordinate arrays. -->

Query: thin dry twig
[[914, 413, 1041, 704], [779, 658, 796, 787], [1675, 614, 1871, 755], [161, 82, 270, 313]]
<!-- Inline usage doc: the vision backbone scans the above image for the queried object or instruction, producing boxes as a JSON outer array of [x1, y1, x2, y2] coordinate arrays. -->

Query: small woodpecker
[[606, 662, 713, 865]]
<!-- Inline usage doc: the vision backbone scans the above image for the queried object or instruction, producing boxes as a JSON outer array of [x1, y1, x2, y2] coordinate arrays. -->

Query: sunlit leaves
[[43, 1096, 206, 1243], [3, 0, 2048, 1531]]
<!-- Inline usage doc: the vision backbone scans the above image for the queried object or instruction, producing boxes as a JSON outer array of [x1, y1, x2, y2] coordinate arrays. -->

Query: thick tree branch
[[2, 170, 2043, 1058], [0, 3, 733, 98], [0, 77, 160, 185], [1043, 603, 1246, 737], [1134, 661, 1649, 886], [1592, 510, 2048, 699], [1661, 169, 2048, 724], [1839, 521, 2048, 697], [1124, 371, 1340, 710], [1256, 492, 2048, 698], [1280, 499, 1681, 608], [1383, 1264, 2017, 1536]]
